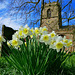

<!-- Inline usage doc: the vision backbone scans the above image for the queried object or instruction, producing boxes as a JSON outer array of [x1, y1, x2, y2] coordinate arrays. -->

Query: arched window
[[47, 9, 51, 18]]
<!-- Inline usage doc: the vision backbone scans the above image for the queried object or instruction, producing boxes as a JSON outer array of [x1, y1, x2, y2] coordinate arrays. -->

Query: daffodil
[[23, 28, 29, 34], [18, 30, 24, 38], [62, 36, 68, 43], [55, 36, 63, 42], [42, 26, 48, 34], [50, 31, 56, 38], [40, 34, 51, 45], [9, 25, 73, 52], [19, 30, 23, 36], [62, 36, 72, 48], [7, 41, 11, 47], [34, 27, 40, 37], [30, 35, 33, 38], [35, 28, 39, 34], [42, 27, 47, 32], [25, 42, 27, 47], [49, 40, 56, 49], [12, 31, 19, 39], [51, 40, 56, 45], [30, 28, 34, 33], [22, 27, 31, 38], [63, 39, 68, 43], [30, 28, 35, 37], [9, 38, 23, 48], [54, 41, 64, 52], [65, 40, 72, 48]]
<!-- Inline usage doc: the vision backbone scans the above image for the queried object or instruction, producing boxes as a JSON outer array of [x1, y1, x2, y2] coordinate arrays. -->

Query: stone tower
[[40, 2, 62, 32]]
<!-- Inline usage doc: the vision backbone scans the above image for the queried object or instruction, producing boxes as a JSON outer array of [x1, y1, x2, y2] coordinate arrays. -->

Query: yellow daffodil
[[63, 39, 68, 43], [7, 41, 11, 47], [43, 35, 49, 41], [66, 41, 72, 47], [50, 31, 56, 38], [42, 26, 48, 32], [35, 29, 39, 34], [25, 42, 27, 47], [53, 41, 63, 52], [40, 34, 51, 45], [51, 40, 56, 45], [12, 40, 18, 46], [19, 30, 23, 36], [56, 42, 63, 49], [9, 38, 23, 48], [23, 28, 28, 34]]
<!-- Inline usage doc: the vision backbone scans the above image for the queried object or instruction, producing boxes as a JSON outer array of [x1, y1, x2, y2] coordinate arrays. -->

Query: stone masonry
[[40, 2, 75, 52]]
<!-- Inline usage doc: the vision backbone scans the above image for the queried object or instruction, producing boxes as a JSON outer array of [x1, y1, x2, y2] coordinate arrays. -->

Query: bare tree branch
[[61, 0, 72, 10]]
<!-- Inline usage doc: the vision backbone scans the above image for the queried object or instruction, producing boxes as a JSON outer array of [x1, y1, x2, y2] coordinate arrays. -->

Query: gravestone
[[1, 25, 17, 56]]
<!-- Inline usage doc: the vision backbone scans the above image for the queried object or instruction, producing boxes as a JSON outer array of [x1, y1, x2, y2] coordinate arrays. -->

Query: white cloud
[[0, 0, 8, 10]]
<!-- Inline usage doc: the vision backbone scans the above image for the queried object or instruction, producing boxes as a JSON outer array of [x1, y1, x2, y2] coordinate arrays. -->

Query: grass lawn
[[0, 57, 20, 75], [62, 54, 75, 75], [0, 54, 75, 75]]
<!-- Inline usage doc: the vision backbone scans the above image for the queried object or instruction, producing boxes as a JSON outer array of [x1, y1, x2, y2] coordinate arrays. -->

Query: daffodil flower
[[35, 28, 39, 34], [12, 31, 19, 39], [50, 31, 56, 38], [40, 34, 51, 45], [40, 26, 48, 35], [25, 42, 27, 47], [54, 41, 64, 52], [62, 36, 68, 43], [65, 40, 72, 48], [7, 41, 11, 47], [9, 38, 23, 48], [22, 27, 32, 38], [55, 36, 63, 42], [8, 25, 73, 52]]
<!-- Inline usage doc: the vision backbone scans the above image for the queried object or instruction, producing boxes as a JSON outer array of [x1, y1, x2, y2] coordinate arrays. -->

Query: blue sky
[[0, 0, 75, 34]]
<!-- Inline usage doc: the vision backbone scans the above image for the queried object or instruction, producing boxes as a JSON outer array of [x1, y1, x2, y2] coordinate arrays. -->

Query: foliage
[[1, 25, 74, 75], [2, 36, 73, 75], [1, 54, 75, 75], [0, 57, 21, 75], [62, 54, 75, 75]]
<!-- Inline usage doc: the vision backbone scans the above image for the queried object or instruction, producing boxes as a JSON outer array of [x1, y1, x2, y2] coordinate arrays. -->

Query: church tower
[[40, 2, 62, 32]]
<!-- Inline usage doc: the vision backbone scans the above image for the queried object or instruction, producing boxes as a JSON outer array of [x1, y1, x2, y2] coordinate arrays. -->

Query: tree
[[8, 0, 75, 28]]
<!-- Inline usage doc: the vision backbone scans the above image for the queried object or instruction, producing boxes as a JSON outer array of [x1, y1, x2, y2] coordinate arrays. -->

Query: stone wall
[[41, 2, 62, 32]]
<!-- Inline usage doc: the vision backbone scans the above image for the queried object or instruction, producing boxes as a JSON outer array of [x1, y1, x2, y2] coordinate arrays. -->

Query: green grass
[[0, 57, 20, 75], [62, 55, 75, 75], [0, 54, 75, 75]]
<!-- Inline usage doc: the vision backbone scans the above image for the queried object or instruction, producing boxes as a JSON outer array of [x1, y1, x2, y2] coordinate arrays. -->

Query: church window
[[47, 9, 51, 18]]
